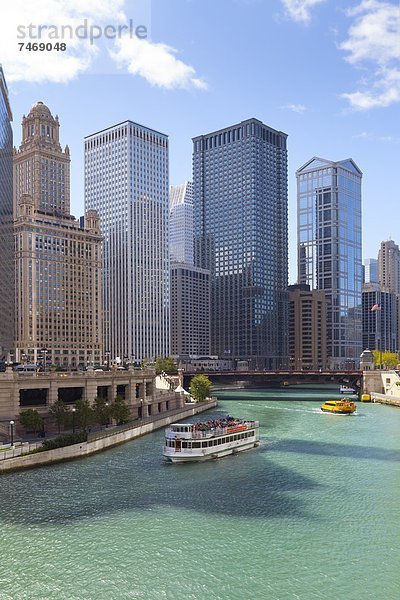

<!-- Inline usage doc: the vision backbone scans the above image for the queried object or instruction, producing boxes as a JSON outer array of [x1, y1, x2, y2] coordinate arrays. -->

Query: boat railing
[[165, 420, 258, 440]]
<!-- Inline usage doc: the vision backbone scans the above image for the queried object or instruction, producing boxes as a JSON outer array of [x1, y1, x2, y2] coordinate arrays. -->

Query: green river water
[[1, 387, 399, 600]]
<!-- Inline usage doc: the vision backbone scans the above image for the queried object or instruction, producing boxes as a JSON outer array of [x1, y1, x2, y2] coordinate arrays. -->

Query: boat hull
[[164, 440, 259, 463], [340, 386, 356, 394], [321, 408, 355, 415]]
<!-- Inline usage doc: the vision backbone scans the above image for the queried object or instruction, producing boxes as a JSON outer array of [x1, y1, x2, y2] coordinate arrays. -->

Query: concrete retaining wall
[[371, 392, 400, 408], [0, 400, 217, 473]]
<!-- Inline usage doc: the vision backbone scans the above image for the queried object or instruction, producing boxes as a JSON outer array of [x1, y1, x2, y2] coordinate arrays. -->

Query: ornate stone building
[[14, 102, 102, 368]]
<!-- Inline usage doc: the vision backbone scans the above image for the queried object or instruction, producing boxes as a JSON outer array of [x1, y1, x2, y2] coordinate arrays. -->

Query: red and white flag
[[371, 304, 381, 311]]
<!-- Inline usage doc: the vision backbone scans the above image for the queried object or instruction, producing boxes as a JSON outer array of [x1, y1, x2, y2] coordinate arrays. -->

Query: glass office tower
[[0, 66, 14, 361], [169, 182, 194, 265], [363, 258, 378, 284], [193, 118, 288, 369], [297, 157, 362, 369], [85, 121, 169, 363]]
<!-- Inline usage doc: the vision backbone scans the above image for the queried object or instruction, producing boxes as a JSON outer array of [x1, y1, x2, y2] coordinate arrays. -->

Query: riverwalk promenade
[[0, 399, 217, 473], [371, 393, 400, 407]]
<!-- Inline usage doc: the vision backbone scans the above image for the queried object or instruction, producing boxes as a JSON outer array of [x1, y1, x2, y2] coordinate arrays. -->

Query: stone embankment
[[0, 399, 217, 473], [371, 393, 400, 408]]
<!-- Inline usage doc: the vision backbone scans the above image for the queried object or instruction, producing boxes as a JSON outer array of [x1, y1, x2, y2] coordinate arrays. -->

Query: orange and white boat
[[163, 417, 260, 463]]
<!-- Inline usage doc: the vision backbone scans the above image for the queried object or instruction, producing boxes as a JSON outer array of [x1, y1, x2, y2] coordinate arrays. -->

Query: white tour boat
[[163, 416, 260, 463], [339, 385, 356, 394]]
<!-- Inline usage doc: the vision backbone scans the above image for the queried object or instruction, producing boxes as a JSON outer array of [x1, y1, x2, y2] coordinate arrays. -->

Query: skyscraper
[[363, 258, 378, 284], [0, 66, 14, 361], [169, 181, 194, 264], [193, 118, 288, 369], [362, 283, 398, 353], [288, 284, 328, 370], [85, 121, 169, 362], [378, 240, 400, 294], [297, 157, 362, 369], [170, 262, 210, 358], [14, 102, 102, 368]]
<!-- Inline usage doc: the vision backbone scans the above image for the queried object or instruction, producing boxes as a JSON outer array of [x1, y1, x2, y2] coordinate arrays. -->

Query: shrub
[[39, 431, 87, 451], [19, 409, 44, 434]]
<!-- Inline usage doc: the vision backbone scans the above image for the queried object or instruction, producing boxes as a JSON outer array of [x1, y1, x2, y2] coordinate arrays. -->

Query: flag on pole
[[371, 304, 381, 311]]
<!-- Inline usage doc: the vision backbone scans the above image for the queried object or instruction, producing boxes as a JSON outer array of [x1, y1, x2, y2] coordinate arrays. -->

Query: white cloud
[[281, 0, 326, 23], [0, 0, 123, 83], [339, 0, 400, 109], [282, 103, 308, 113], [0, 0, 205, 91], [110, 36, 207, 90], [353, 130, 400, 142], [352, 131, 370, 138]]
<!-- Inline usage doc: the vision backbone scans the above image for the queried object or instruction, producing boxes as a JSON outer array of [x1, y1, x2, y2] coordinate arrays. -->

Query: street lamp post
[[72, 407, 76, 433], [105, 402, 109, 428], [9, 420, 14, 447]]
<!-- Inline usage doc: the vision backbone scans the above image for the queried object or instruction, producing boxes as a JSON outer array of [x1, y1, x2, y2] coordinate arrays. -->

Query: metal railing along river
[[0, 399, 217, 461], [0, 441, 42, 460]]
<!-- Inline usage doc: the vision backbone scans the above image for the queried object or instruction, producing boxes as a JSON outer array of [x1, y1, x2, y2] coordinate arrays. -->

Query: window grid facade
[[169, 182, 194, 265], [362, 284, 398, 353], [14, 102, 102, 367], [84, 121, 169, 362], [378, 240, 400, 295], [363, 258, 378, 284], [0, 67, 14, 361], [288, 284, 328, 370], [170, 262, 210, 357], [297, 157, 362, 369], [193, 118, 288, 369]]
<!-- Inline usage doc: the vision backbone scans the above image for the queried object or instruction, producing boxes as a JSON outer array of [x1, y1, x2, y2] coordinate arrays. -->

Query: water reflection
[[270, 439, 400, 462], [0, 443, 319, 525]]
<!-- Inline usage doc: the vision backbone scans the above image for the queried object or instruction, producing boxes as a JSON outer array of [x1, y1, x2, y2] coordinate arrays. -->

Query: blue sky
[[2, 0, 399, 281]]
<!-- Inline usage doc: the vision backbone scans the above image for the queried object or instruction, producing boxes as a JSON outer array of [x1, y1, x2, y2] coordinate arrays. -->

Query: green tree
[[74, 399, 94, 431], [372, 350, 399, 369], [110, 395, 130, 425], [92, 397, 110, 426], [49, 399, 70, 434], [19, 409, 44, 435], [189, 374, 212, 402], [155, 356, 178, 375]]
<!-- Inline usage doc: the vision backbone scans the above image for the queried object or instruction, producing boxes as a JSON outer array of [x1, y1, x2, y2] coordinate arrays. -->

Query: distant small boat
[[321, 399, 356, 415], [340, 385, 356, 394]]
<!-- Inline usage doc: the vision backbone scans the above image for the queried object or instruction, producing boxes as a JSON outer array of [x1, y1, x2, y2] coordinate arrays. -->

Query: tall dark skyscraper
[[297, 157, 362, 369], [193, 118, 288, 369], [0, 66, 14, 361], [362, 284, 398, 353]]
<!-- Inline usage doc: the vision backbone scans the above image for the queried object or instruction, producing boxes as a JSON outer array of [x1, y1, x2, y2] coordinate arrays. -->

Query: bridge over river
[[183, 370, 362, 392]]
